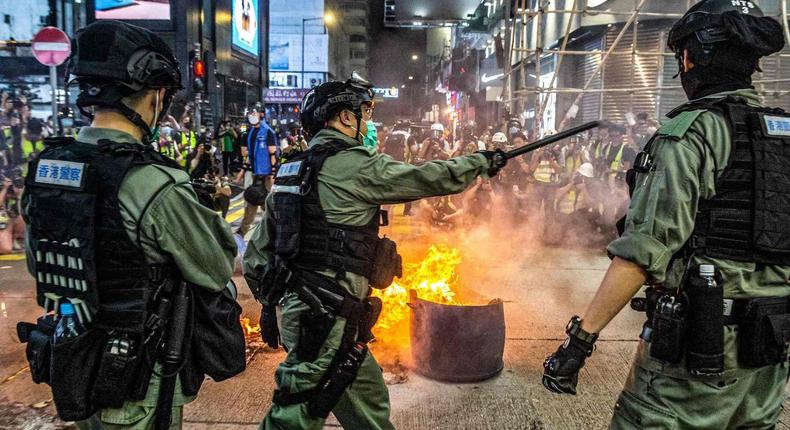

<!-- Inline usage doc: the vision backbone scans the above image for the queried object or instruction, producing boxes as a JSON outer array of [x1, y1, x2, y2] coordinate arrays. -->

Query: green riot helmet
[[300, 72, 375, 141], [67, 20, 182, 144], [667, 0, 784, 73]]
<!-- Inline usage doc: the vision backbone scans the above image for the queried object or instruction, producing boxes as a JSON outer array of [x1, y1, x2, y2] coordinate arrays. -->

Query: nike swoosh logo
[[481, 73, 504, 83]]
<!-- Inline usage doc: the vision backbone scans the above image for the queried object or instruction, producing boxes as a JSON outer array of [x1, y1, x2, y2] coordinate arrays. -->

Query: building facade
[[0, 0, 270, 128]]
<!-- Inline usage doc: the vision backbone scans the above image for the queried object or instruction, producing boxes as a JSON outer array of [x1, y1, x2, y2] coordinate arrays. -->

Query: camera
[[191, 178, 217, 194]]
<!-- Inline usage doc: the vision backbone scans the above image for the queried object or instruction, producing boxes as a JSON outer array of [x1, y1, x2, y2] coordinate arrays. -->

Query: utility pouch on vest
[[369, 237, 402, 289], [738, 297, 790, 368], [685, 269, 724, 376], [91, 335, 143, 408], [649, 293, 688, 364], [50, 329, 107, 422], [16, 316, 56, 384]]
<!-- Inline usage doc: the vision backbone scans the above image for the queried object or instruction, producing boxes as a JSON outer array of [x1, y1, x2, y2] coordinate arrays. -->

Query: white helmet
[[576, 162, 595, 178], [491, 132, 508, 144], [430, 123, 445, 132]]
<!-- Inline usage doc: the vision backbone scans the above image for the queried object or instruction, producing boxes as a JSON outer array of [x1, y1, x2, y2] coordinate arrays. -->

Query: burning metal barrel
[[409, 291, 505, 382]]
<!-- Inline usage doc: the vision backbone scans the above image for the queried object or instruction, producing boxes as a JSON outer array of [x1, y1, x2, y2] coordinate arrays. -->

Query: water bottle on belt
[[53, 302, 84, 344]]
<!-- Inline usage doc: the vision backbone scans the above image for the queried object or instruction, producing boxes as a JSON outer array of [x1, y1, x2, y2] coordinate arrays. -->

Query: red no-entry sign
[[32, 27, 71, 67]]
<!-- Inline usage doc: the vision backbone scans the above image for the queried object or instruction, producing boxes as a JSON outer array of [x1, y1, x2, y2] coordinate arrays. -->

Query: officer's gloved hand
[[543, 316, 598, 395], [476, 149, 507, 176]]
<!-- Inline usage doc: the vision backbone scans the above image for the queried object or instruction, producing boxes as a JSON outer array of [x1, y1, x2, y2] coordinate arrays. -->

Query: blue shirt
[[246, 122, 279, 176]]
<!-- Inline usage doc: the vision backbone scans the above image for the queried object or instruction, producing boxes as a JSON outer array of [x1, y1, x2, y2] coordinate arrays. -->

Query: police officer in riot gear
[[244, 74, 506, 429], [542, 1, 790, 428], [19, 21, 240, 429]]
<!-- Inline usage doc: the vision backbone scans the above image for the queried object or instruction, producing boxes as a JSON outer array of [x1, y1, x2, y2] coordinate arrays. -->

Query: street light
[[302, 12, 335, 89], [408, 76, 414, 80], [411, 54, 419, 61]]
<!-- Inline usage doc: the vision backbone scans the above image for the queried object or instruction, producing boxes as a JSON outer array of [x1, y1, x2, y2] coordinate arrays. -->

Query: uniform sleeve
[[350, 153, 489, 205], [607, 135, 704, 284], [242, 193, 275, 275], [141, 183, 237, 292]]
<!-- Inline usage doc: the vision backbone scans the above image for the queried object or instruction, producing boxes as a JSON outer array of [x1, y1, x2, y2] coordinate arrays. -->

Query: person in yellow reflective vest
[[181, 128, 197, 153], [22, 118, 46, 162], [603, 124, 636, 184], [528, 145, 564, 243], [0, 127, 12, 167]]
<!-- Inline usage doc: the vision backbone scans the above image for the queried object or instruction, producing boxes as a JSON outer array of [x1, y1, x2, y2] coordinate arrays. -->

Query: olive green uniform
[[608, 89, 790, 429], [243, 128, 489, 429], [25, 127, 237, 429]]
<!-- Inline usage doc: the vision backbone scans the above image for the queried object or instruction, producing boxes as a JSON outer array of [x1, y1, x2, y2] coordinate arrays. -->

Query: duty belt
[[632, 288, 790, 326]]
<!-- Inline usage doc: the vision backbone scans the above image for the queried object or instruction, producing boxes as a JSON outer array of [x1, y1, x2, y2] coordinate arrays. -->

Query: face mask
[[150, 126, 160, 144], [248, 114, 260, 125], [363, 120, 377, 148]]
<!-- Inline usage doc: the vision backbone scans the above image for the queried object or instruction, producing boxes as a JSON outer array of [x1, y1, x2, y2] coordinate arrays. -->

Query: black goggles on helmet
[[668, 11, 730, 54]]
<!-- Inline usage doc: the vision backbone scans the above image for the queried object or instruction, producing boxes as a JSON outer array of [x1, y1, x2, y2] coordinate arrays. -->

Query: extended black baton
[[503, 121, 601, 160]]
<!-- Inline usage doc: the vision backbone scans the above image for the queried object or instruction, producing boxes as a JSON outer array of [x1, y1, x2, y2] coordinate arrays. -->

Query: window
[[350, 49, 367, 60], [349, 34, 367, 43]]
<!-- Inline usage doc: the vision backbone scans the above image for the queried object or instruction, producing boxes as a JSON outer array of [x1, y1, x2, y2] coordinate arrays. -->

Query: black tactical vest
[[24, 137, 180, 334], [670, 97, 790, 265], [272, 140, 380, 279]]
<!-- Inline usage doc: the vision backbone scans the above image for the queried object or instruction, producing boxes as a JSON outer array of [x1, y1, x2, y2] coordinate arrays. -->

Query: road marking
[[0, 255, 25, 261]]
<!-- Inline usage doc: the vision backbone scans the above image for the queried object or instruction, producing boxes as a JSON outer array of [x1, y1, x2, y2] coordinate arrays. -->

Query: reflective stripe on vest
[[181, 131, 197, 149], [533, 161, 555, 183], [609, 144, 626, 171], [22, 138, 45, 158]]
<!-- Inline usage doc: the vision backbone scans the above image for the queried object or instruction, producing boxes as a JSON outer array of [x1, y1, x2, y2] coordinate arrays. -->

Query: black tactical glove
[[260, 303, 280, 349], [543, 316, 598, 395], [476, 149, 507, 177]]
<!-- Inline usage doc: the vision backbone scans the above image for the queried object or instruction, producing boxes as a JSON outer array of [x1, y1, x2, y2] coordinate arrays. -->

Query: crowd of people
[[377, 114, 658, 247], [0, 93, 47, 254], [0, 84, 659, 254]]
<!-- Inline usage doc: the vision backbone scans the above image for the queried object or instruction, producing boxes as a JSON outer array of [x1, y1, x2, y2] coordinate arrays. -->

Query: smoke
[[371, 179, 629, 374]]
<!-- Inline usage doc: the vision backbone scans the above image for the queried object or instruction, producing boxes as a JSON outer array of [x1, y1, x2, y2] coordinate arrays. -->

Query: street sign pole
[[32, 27, 71, 136], [50, 66, 59, 135]]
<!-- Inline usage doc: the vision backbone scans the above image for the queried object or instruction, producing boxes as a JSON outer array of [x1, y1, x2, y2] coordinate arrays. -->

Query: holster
[[16, 315, 57, 384], [91, 335, 148, 408], [368, 237, 402, 289], [271, 272, 381, 417], [737, 297, 790, 368], [649, 292, 688, 364]]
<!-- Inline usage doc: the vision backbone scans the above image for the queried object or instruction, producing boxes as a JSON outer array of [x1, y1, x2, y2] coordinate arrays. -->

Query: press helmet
[[667, 0, 784, 73], [300, 72, 375, 139], [576, 163, 595, 179], [67, 20, 182, 143], [491, 132, 508, 144]]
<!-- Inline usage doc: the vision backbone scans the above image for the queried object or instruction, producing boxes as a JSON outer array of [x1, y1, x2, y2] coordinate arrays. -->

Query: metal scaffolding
[[500, 0, 790, 133]]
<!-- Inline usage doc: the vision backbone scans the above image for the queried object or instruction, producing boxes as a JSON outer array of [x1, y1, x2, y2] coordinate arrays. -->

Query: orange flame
[[238, 244, 466, 358], [371, 244, 465, 351], [240, 317, 261, 338]]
